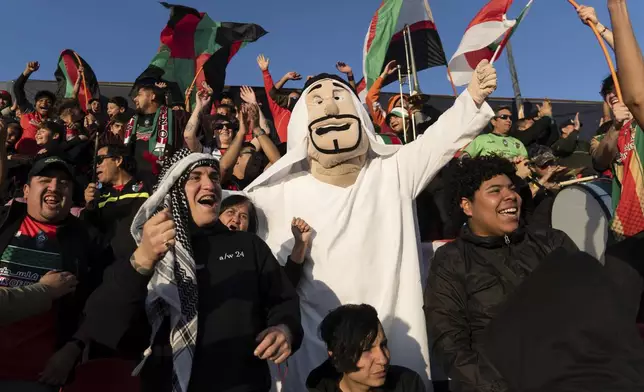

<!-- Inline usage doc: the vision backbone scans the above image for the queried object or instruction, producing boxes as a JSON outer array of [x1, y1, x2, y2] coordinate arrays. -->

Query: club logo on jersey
[[132, 182, 144, 192], [36, 231, 47, 249]]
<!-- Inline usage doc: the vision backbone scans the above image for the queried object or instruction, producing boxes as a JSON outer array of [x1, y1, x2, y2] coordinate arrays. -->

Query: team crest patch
[[36, 231, 47, 249], [503, 139, 509, 147], [515, 142, 521, 149], [132, 182, 144, 192]]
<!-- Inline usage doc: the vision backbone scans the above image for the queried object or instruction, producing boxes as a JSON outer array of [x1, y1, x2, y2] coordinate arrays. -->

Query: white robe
[[246, 89, 493, 390]]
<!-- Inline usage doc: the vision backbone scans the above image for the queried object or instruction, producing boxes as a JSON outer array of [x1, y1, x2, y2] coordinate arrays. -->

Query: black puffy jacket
[[423, 226, 578, 392]]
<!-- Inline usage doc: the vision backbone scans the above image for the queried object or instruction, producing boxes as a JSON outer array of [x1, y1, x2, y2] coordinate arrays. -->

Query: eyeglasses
[[96, 155, 117, 165], [496, 114, 512, 120]]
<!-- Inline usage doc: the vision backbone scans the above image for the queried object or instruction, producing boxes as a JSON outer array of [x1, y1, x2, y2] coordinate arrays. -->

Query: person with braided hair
[[75, 148, 302, 392]]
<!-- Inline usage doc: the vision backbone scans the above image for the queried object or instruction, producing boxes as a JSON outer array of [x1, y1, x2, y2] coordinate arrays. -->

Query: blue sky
[[1, 0, 642, 101]]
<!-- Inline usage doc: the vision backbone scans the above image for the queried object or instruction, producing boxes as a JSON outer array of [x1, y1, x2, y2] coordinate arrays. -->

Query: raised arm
[[184, 82, 213, 153], [578, 5, 615, 50], [14, 61, 40, 110], [336, 62, 356, 92], [220, 107, 248, 183], [240, 86, 281, 164], [592, 100, 633, 170], [397, 60, 496, 199], [608, 0, 644, 125], [71, 66, 84, 100], [366, 60, 397, 128]]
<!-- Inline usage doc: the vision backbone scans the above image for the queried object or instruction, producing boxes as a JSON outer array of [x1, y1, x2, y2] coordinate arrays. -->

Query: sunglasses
[[496, 114, 512, 120], [214, 123, 235, 131], [96, 155, 117, 165]]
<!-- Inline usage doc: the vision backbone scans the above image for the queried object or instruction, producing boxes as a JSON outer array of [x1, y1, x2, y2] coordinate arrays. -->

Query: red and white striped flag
[[448, 0, 518, 86]]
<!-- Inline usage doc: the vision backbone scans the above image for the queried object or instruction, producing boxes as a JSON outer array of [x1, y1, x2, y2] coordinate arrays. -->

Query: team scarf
[[130, 148, 219, 392], [610, 120, 644, 239], [124, 106, 173, 158]]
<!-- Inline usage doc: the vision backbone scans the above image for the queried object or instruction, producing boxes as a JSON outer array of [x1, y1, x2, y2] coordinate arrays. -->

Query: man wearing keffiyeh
[[75, 148, 302, 392]]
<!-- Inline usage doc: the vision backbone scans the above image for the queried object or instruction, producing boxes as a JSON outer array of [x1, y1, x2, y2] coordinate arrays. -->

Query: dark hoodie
[[482, 238, 644, 392], [306, 359, 426, 392]]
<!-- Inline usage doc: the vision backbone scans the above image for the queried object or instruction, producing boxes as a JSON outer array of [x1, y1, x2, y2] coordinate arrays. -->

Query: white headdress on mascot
[[246, 74, 400, 191]]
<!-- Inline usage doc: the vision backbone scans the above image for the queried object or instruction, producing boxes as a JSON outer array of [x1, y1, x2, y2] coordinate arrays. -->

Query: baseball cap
[[386, 107, 410, 124], [0, 90, 11, 100], [27, 156, 75, 181]]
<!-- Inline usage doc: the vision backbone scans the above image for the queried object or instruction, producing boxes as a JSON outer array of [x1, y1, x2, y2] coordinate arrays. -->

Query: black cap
[[27, 156, 74, 181]]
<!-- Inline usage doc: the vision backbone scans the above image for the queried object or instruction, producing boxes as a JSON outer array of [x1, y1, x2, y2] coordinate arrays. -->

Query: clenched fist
[[84, 183, 99, 208], [467, 60, 497, 107], [132, 209, 176, 275]]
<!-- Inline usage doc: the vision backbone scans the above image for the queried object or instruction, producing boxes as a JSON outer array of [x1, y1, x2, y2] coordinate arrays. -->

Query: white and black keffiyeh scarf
[[130, 148, 219, 392]]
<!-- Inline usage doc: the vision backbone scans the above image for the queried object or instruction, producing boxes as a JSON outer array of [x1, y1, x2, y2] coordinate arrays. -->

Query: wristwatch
[[254, 128, 267, 137]]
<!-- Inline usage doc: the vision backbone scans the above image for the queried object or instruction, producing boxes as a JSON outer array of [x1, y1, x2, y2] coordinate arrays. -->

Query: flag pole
[[185, 66, 205, 112], [405, 25, 421, 94], [566, 0, 623, 103], [423, 0, 457, 96], [505, 40, 524, 118], [397, 66, 408, 144], [490, 27, 513, 65], [403, 26, 417, 141]]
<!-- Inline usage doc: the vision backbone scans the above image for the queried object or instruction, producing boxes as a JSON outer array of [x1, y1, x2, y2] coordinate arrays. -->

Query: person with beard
[[12, 61, 56, 156], [125, 83, 204, 187], [257, 54, 296, 143], [75, 149, 302, 392], [0, 156, 113, 391], [242, 60, 498, 389], [82, 144, 149, 257], [423, 155, 578, 392], [463, 106, 528, 159], [307, 304, 425, 392]]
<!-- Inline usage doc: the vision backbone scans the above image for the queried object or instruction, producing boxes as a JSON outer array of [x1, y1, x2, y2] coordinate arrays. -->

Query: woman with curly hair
[[423, 155, 578, 392]]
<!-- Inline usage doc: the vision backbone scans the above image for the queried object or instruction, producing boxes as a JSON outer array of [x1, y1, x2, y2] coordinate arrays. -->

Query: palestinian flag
[[55, 50, 100, 112], [133, 2, 267, 106], [448, 0, 532, 86], [359, 0, 447, 99]]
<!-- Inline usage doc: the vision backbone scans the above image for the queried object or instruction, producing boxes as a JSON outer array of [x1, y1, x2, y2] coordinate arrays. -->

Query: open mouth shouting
[[42, 192, 62, 210], [308, 114, 362, 154], [197, 194, 218, 208]]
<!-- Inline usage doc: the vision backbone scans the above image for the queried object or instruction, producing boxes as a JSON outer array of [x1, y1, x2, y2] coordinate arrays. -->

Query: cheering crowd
[[0, 1, 643, 392]]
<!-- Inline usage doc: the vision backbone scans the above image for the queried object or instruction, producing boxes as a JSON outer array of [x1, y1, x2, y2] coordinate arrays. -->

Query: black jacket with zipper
[[423, 225, 578, 392], [0, 202, 112, 348], [76, 221, 303, 392], [80, 178, 149, 260], [306, 359, 426, 392]]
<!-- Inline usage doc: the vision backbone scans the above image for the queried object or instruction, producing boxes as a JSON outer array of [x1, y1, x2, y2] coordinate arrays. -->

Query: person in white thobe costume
[[243, 61, 497, 391]]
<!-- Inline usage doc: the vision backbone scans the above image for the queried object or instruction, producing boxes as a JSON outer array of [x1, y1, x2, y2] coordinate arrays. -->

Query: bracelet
[[600, 25, 608, 35]]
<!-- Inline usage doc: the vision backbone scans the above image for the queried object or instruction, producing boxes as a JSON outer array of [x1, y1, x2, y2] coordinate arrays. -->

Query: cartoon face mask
[[305, 79, 369, 168]]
